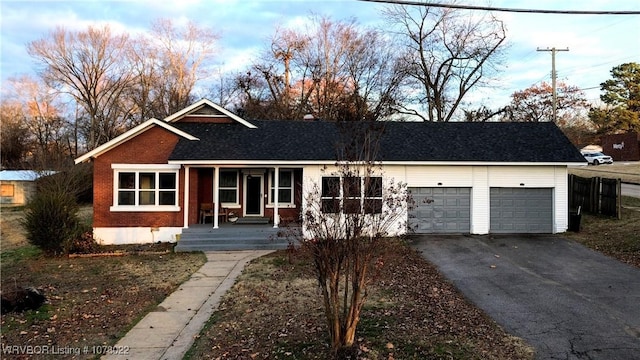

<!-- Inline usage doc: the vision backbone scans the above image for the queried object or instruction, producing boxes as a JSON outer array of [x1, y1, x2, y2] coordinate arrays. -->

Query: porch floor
[[174, 223, 301, 252]]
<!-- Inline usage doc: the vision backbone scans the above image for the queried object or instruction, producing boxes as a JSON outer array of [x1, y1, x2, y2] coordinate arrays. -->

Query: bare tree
[[148, 18, 219, 117], [236, 15, 403, 122], [27, 25, 135, 150], [2, 76, 72, 168], [0, 101, 30, 168], [384, 4, 506, 122], [125, 36, 162, 124], [207, 68, 243, 109], [298, 121, 409, 356]]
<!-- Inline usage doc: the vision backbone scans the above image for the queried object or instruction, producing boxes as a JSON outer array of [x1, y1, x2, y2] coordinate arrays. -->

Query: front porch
[[186, 166, 303, 230], [174, 223, 301, 252]]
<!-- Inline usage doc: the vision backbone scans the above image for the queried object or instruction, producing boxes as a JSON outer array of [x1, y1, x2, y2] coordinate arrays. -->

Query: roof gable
[[163, 98, 257, 128], [74, 119, 198, 164]]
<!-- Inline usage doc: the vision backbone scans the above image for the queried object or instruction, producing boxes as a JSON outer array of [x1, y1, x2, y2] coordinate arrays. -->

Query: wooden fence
[[568, 174, 621, 218]]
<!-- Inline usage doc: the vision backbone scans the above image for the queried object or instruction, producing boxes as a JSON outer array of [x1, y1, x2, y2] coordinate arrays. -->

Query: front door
[[244, 175, 263, 216]]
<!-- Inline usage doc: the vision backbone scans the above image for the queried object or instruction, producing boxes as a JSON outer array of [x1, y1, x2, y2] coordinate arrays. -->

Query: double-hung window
[[363, 177, 383, 214], [269, 169, 294, 205], [343, 176, 361, 214], [112, 164, 179, 211], [321, 177, 341, 213], [219, 170, 239, 205], [320, 176, 383, 214]]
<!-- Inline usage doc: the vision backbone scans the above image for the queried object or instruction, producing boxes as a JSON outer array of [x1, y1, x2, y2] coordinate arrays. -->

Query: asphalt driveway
[[411, 235, 640, 360]]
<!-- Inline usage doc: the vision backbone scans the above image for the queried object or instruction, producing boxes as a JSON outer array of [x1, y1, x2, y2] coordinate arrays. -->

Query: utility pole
[[537, 47, 569, 122]]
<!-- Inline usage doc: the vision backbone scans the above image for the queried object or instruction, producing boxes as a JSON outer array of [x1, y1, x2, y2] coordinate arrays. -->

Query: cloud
[[1, 0, 638, 109]]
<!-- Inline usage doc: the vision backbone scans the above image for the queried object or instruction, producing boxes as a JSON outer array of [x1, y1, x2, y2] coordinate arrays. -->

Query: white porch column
[[213, 166, 219, 229], [183, 165, 190, 228], [273, 166, 279, 228]]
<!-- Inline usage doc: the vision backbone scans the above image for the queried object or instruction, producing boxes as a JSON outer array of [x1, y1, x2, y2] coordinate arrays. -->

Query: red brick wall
[[601, 132, 640, 161], [188, 167, 199, 225], [93, 126, 184, 227]]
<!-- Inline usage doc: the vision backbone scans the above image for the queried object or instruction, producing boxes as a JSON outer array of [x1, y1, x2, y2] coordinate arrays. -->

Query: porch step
[[234, 217, 270, 225], [174, 225, 299, 252]]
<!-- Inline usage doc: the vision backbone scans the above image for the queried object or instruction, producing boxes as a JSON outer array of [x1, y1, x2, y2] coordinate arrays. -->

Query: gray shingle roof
[[168, 120, 585, 163]]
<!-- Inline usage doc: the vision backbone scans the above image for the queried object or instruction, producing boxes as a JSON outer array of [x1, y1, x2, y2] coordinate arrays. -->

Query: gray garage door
[[408, 187, 470, 233], [490, 188, 553, 233]]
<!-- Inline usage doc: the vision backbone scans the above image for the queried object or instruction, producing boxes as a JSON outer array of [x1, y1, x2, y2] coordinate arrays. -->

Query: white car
[[581, 152, 613, 165]]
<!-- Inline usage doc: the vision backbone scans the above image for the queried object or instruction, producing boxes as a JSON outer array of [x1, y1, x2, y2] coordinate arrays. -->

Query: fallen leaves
[[0, 248, 206, 359], [188, 243, 533, 359]]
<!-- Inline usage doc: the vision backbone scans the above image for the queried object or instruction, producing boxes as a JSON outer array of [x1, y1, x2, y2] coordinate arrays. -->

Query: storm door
[[244, 175, 263, 216]]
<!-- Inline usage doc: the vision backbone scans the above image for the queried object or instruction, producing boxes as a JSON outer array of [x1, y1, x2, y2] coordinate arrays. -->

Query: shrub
[[22, 190, 80, 255]]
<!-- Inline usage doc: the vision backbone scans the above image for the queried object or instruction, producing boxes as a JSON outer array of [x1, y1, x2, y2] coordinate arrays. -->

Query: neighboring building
[[75, 99, 586, 245], [600, 132, 640, 161], [0, 170, 52, 206]]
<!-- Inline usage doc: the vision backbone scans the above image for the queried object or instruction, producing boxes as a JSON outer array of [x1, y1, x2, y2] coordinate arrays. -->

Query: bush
[[22, 190, 80, 255]]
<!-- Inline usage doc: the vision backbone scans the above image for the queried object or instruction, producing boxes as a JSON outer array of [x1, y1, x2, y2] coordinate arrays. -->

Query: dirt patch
[[186, 243, 534, 359]]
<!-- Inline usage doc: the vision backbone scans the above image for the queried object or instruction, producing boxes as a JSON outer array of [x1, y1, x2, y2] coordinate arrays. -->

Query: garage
[[408, 187, 470, 233], [490, 188, 553, 233]]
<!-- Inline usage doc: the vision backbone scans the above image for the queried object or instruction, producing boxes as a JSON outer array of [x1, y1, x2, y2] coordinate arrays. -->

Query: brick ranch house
[[75, 99, 586, 245]]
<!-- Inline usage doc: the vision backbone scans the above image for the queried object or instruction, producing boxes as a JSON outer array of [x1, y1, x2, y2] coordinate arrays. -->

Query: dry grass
[[568, 163, 640, 184], [0, 205, 93, 253], [564, 196, 640, 268], [0, 206, 207, 360]]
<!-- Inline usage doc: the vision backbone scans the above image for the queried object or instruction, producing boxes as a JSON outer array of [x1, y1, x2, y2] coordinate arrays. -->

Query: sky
[[1, 0, 639, 111]]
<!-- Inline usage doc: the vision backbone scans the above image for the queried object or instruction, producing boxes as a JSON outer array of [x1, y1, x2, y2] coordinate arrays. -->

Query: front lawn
[[0, 245, 206, 360], [186, 242, 534, 359]]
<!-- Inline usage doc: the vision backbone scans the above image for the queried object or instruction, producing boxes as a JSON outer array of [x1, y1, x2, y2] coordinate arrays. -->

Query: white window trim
[[111, 164, 180, 212], [219, 170, 240, 207], [267, 169, 295, 208]]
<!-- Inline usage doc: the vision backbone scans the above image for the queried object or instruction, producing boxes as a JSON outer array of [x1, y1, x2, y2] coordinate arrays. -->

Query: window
[[269, 170, 293, 204], [112, 164, 179, 211], [364, 177, 383, 214], [1, 184, 15, 197], [114, 169, 178, 209], [343, 177, 361, 214], [219, 170, 238, 204], [321, 177, 340, 213], [320, 176, 382, 214]]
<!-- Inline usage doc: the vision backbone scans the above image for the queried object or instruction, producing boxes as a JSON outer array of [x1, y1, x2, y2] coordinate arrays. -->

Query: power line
[[358, 0, 640, 15]]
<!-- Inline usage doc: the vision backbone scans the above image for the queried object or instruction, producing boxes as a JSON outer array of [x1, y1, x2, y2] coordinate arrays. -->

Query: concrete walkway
[[102, 250, 273, 360]]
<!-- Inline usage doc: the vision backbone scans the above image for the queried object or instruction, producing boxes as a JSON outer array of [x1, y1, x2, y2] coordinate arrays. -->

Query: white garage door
[[490, 188, 553, 233], [408, 187, 470, 233]]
